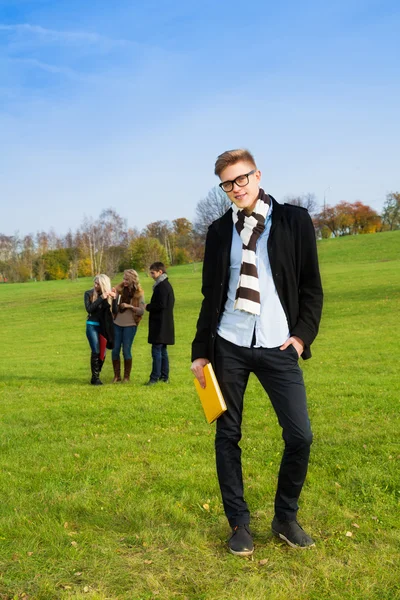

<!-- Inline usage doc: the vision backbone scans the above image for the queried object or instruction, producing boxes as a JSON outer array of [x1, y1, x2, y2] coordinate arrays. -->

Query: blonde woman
[[112, 269, 145, 383], [84, 274, 115, 385]]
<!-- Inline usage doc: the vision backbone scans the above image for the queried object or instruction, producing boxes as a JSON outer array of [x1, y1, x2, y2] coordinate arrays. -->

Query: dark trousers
[[150, 344, 169, 382], [214, 335, 313, 527]]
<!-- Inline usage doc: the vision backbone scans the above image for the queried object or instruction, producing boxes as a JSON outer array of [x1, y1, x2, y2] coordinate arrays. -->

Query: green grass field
[[0, 231, 399, 600]]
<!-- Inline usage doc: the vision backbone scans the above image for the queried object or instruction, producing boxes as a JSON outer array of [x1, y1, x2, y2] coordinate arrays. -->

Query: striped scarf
[[232, 188, 271, 315]]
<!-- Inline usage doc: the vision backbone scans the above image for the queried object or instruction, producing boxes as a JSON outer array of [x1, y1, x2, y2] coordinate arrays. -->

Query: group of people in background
[[84, 262, 175, 386]]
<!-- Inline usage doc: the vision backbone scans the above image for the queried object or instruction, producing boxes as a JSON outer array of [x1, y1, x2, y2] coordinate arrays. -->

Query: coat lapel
[[269, 195, 284, 238], [215, 209, 233, 276]]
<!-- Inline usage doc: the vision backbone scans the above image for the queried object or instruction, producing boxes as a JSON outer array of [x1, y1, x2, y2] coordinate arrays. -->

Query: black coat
[[191, 196, 323, 367], [84, 289, 115, 349], [146, 278, 175, 345]]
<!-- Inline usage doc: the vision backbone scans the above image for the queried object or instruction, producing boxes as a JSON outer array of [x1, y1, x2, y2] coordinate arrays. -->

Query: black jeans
[[214, 335, 313, 527]]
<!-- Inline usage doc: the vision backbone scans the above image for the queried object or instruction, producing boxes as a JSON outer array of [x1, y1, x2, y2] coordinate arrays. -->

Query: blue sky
[[1, 0, 399, 237]]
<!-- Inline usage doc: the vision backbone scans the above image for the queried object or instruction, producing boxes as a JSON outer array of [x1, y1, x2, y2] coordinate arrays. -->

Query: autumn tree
[[170, 218, 194, 263], [0, 232, 32, 282], [143, 220, 171, 243], [143, 220, 173, 264], [130, 237, 169, 272], [350, 201, 381, 234], [20, 234, 36, 279], [0, 234, 14, 263], [172, 218, 192, 244], [36, 249, 71, 280], [63, 229, 75, 249], [314, 205, 339, 237], [314, 201, 381, 237], [36, 231, 49, 256], [381, 192, 400, 231], [0, 234, 14, 281], [336, 202, 355, 236]]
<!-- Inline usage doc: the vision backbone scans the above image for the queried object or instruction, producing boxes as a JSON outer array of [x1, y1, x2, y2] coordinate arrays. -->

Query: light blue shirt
[[217, 204, 290, 348]]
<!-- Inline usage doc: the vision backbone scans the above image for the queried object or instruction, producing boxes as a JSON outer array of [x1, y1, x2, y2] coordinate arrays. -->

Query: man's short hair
[[214, 149, 257, 177], [150, 261, 166, 273]]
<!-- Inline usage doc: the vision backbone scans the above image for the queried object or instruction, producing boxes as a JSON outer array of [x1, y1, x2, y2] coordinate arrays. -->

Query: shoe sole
[[229, 547, 254, 557], [272, 529, 315, 549]]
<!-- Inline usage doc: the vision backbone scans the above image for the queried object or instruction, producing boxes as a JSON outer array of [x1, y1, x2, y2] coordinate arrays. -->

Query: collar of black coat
[[213, 193, 281, 238], [153, 272, 168, 289]]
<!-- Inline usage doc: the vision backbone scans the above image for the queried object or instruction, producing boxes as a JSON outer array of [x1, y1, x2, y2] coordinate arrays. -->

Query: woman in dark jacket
[[84, 274, 115, 385], [145, 262, 175, 385]]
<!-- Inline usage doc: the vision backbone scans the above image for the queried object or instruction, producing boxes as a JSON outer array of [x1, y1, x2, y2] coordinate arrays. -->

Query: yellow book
[[194, 363, 227, 424]]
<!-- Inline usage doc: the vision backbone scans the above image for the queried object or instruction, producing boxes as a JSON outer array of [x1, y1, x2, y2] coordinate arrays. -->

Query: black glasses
[[219, 169, 256, 193]]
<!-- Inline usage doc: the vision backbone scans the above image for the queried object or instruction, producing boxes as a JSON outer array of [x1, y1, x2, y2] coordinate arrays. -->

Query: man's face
[[219, 160, 261, 214], [150, 269, 163, 281]]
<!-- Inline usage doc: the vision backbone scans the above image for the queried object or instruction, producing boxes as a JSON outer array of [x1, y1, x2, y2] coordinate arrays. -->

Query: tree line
[[0, 190, 399, 283]]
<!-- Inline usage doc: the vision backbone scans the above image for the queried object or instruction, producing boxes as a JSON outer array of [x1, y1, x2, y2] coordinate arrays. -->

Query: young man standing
[[145, 262, 175, 385], [191, 149, 323, 556]]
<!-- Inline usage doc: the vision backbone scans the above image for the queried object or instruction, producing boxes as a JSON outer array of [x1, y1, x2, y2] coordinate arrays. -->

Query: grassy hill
[[317, 229, 399, 263], [0, 231, 399, 599]]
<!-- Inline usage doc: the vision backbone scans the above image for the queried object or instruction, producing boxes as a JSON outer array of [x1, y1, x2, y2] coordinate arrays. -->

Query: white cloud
[[0, 23, 131, 48], [9, 57, 87, 80]]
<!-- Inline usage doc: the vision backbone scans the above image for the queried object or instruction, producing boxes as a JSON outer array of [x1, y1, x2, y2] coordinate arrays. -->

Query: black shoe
[[271, 516, 315, 548], [144, 379, 158, 386], [228, 525, 254, 557], [159, 378, 169, 384]]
